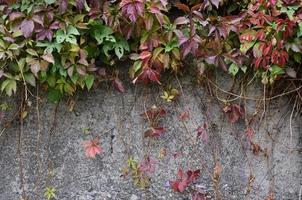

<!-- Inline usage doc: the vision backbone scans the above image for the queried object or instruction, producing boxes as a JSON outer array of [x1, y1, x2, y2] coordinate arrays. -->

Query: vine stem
[[34, 85, 42, 200], [18, 87, 26, 199], [289, 96, 297, 152], [44, 101, 59, 189], [0, 128, 5, 137], [202, 74, 302, 101]]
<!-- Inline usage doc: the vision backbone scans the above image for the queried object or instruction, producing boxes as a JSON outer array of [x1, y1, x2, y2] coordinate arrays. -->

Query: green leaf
[[17, 58, 26, 71], [228, 63, 239, 76], [1, 79, 17, 96], [298, 22, 302, 37], [47, 75, 56, 87], [67, 25, 80, 36], [44, 187, 57, 200], [84, 1, 91, 12], [165, 39, 179, 52], [26, 48, 39, 57], [0, 39, 6, 48], [93, 26, 113, 44], [280, 6, 299, 20], [241, 66, 248, 73], [133, 60, 142, 72], [36, 42, 62, 53], [44, 0, 56, 4], [240, 41, 255, 54], [119, 39, 130, 51], [65, 35, 77, 44], [48, 88, 62, 103], [114, 44, 124, 59], [270, 65, 285, 76], [294, 53, 301, 63], [102, 45, 112, 57], [24, 73, 36, 87], [152, 47, 164, 60], [105, 35, 116, 42], [85, 74, 94, 90], [56, 30, 66, 43], [8, 44, 19, 50]]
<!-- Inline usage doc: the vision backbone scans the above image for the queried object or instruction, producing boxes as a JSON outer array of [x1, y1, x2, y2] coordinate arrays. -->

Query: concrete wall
[[0, 75, 301, 200]]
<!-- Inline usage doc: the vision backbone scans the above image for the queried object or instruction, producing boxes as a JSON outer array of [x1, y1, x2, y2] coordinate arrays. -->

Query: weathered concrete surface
[[0, 75, 301, 200]]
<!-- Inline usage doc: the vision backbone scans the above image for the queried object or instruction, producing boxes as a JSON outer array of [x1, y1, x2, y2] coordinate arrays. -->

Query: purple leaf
[[42, 52, 55, 64], [113, 78, 125, 93], [76, 0, 86, 10], [9, 12, 24, 21], [20, 19, 34, 38], [3, 37, 15, 42], [174, 17, 189, 25], [59, 0, 68, 14], [174, 30, 188, 45], [49, 21, 60, 30], [205, 55, 217, 65], [36, 29, 53, 41], [210, 0, 221, 9], [32, 15, 44, 26], [30, 62, 40, 75]]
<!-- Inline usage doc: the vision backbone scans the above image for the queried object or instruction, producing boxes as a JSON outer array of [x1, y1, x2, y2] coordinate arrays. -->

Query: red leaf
[[144, 127, 165, 137], [139, 51, 152, 60], [223, 104, 245, 123], [251, 142, 262, 156], [139, 156, 157, 174], [171, 168, 201, 193], [245, 128, 255, 142], [192, 190, 207, 200], [197, 123, 209, 143], [120, 0, 144, 22], [186, 170, 200, 183], [83, 139, 103, 158], [175, 3, 190, 12], [179, 110, 190, 121]]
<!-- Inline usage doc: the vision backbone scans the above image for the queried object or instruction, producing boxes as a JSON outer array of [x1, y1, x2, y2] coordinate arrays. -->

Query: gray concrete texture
[[0, 74, 301, 200]]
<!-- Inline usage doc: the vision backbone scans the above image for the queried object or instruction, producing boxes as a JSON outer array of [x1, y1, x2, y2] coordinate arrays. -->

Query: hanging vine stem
[[175, 75, 218, 179], [258, 84, 266, 128], [44, 101, 60, 190], [34, 85, 42, 200], [0, 128, 5, 137], [17, 86, 26, 199], [289, 96, 298, 153], [201, 74, 302, 101]]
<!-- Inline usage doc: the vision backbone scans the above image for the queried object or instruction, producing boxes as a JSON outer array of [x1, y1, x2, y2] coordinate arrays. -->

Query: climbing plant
[[0, 0, 300, 100]]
